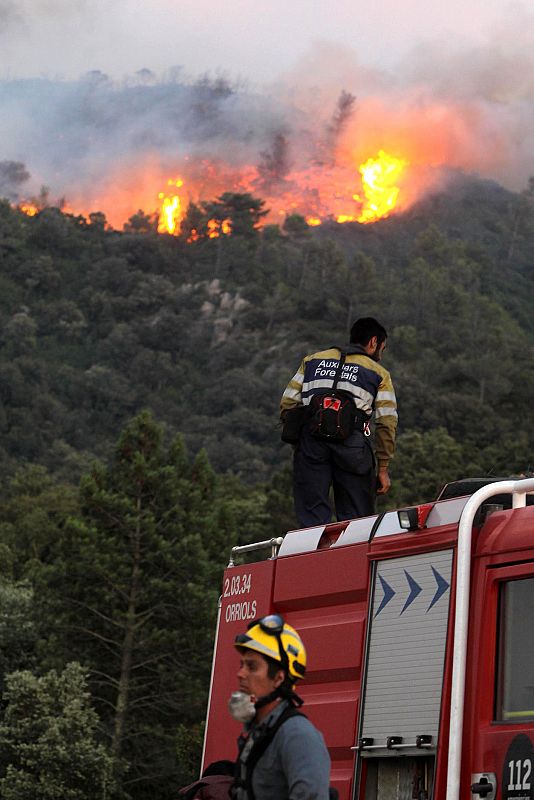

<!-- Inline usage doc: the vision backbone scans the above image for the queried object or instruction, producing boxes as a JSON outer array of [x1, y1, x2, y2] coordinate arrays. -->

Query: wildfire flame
[[155, 176, 234, 238], [19, 203, 38, 217], [153, 150, 408, 236], [157, 178, 184, 234], [17, 150, 410, 233], [207, 219, 232, 238], [356, 150, 408, 224]]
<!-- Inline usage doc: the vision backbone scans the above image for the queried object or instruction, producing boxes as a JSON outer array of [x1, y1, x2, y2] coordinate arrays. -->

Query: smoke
[[275, 31, 534, 190], [0, 73, 292, 220], [0, 1, 22, 34], [1, 8, 534, 226], [0, 160, 29, 201], [257, 133, 292, 191]]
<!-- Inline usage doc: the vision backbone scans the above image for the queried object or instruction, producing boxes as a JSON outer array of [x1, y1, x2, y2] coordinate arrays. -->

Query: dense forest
[[0, 173, 533, 798]]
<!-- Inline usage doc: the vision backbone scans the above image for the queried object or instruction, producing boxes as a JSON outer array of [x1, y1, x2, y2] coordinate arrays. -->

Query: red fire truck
[[202, 477, 534, 800]]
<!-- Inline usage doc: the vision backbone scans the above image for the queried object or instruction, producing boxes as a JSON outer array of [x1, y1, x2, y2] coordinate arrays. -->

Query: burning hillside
[[11, 139, 413, 234], [151, 148, 410, 235], [3, 25, 534, 234]]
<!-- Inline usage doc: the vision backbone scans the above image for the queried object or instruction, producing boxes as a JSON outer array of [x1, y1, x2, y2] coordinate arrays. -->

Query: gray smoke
[[257, 132, 292, 190], [0, 69, 337, 222], [0, 73, 289, 194], [0, 1, 21, 34], [320, 90, 357, 167], [1, 8, 534, 223], [0, 160, 29, 201]]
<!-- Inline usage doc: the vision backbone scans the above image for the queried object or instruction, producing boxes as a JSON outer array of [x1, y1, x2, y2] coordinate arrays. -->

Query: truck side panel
[[274, 543, 371, 798], [202, 560, 276, 768]]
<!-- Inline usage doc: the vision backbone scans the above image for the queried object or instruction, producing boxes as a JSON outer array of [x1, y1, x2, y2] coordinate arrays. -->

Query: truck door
[[470, 563, 534, 800], [354, 549, 454, 800]]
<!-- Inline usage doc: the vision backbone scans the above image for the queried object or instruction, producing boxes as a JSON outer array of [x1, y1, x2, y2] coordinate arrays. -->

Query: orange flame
[[137, 152, 409, 234], [207, 218, 232, 238], [157, 178, 185, 234], [156, 177, 233, 238], [19, 203, 39, 217], [15, 147, 414, 234], [152, 150, 409, 236], [356, 150, 408, 224]]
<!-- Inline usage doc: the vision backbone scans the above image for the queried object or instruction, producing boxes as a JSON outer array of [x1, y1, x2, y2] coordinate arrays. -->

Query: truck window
[[497, 577, 534, 721]]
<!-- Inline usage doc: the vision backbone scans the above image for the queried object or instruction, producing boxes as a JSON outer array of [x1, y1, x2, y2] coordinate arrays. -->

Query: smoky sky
[[0, 0, 524, 83], [0, 0, 533, 220]]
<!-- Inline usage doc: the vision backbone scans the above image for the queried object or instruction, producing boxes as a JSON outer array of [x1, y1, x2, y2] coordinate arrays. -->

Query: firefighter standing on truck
[[230, 615, 330, 800], [280, 317, 397, 527]]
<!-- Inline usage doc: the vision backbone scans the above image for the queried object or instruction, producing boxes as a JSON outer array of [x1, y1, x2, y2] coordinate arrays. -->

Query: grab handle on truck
[[471, 773, 496, 800]]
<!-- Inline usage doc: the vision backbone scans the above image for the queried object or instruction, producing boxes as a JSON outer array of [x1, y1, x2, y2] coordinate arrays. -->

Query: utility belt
[[281, 398, 371, 445]]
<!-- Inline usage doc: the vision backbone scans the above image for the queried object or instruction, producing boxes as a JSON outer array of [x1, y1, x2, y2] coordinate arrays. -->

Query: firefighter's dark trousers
[[293, 427, 375, 527]]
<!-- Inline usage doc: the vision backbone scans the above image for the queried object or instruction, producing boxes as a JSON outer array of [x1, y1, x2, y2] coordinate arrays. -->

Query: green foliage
[[26, 412, 240, 799], [0, 178, 532, 495], [0, 465, 79, 577], [175, 722, 205, 787], [123, 210, 158, 234], [0, 581, 37, 687], [388, 428, 464, 507], [200, 192, 267, 239], [0, 663, 117, 800]]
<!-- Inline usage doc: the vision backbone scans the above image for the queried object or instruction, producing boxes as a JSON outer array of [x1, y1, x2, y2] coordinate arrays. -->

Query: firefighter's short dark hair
[[350, 317, 387, 346], [265, 654, 285, 679]]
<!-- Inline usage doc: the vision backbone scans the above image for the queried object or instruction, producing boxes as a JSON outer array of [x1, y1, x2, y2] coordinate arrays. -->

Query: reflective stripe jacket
[[280, 346, 397, 468]]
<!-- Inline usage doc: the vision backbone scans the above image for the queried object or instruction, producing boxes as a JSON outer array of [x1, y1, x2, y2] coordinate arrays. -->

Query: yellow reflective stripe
[[282, 387, 301, 400], [302, 379, 337, 393], [336, 382, 374, 406], [375, 406, 398, 420], [376, 390, 396, 403]]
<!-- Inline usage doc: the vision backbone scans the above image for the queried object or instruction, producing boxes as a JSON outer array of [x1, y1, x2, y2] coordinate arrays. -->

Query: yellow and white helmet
[[235, 614, 306, 682]]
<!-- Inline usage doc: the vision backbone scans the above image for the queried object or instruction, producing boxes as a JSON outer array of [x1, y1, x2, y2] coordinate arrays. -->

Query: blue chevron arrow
[[427, 566, 450, 611], [400, 570, 422, 615], [375, 574, 396, 617]]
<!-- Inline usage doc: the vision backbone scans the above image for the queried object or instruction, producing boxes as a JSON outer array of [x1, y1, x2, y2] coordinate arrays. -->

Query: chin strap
[[254, 682, 303, 710]]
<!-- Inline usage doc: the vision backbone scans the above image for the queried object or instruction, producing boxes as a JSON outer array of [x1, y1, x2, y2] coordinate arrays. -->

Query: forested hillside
[[0, 175, 533, 797], [0, 175, 533, 495]]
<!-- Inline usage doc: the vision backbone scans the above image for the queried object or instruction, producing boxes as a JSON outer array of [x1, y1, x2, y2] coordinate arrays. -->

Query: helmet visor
[[250, 614, 284, 635]]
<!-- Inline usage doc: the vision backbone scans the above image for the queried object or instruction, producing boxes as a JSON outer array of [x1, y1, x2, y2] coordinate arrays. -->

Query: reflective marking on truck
[[503, 734, 534, 800], [223, 572, 252, 598], [375, 574, 395, 617], [428, 566, 449, 611], [374, 564, 450, 617], [224, 600, 257, 623], [508, 760, 532, 793], [400, 570, 422, 614]]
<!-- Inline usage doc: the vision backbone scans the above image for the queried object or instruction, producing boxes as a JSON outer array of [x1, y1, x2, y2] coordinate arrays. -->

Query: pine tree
[[36, 412, 220, 798]]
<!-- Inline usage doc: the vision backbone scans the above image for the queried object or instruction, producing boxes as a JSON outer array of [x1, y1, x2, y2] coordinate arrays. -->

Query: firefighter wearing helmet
[[230, 614, 331, 800]]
